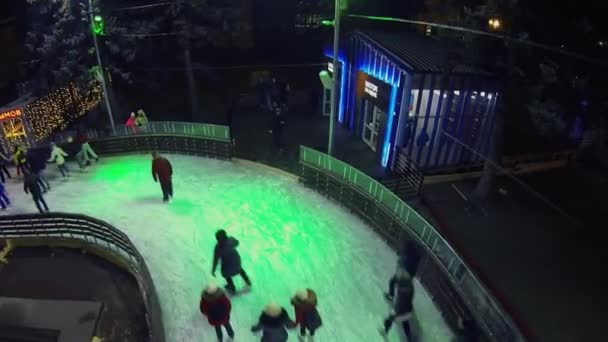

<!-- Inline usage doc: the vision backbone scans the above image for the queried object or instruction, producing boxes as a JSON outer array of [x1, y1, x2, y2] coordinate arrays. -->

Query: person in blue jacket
[[0, 181, 10, 210], [212, 229, 252, 294]]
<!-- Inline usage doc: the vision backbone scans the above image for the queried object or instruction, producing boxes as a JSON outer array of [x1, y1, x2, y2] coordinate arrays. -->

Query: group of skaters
[[201, 229, 322, 342], [0, 128, 100, 213], [125, 109, 149, 133], [200, 229, 423, 342]]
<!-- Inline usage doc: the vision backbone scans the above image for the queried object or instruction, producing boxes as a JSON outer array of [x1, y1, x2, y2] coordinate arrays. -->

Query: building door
[[362, 100, 385, 151]]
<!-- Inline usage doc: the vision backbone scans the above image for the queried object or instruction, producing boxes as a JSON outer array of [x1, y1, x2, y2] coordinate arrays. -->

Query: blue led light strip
[[381, 85, 398, 167]]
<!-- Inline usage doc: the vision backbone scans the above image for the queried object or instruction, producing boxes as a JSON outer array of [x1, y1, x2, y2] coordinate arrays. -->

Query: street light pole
[[328, 0, 340, 156], [88, 0, 115, 130]]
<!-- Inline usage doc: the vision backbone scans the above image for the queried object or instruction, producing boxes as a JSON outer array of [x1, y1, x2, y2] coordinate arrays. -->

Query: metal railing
[[0, 213, 165, 342], [54, 121, 231, 144], [299, 145, 525, 342]]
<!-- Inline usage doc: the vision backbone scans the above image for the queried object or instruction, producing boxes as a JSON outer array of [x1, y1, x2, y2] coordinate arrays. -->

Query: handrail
[[299, 145, 525, 342], [53, 121, 231, 144], [0, 213, 165, 342]]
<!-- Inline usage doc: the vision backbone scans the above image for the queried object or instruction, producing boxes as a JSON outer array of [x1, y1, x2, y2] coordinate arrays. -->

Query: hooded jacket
[[290, 289, 322, 330], [200, 289, 231, 326], [212, 237, 242, 277], [48, 146, 68, 165], [251, 308, 295, 342]]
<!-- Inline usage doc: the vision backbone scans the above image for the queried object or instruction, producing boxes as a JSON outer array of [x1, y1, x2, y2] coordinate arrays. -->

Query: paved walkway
[[415, 174, 608, 342], [0, 247, 149, 342]]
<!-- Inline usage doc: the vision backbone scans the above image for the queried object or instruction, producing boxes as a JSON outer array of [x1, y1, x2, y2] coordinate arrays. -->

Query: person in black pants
[[23, 170, 49, 213], [385, 240, 422, 301], [380, 269, 414, 339], [0, 151, 11, 183], [269, 102, 286, 151], [212, 229, 252, 294]]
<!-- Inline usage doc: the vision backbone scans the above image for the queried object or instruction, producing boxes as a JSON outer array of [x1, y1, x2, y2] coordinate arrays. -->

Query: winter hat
[[296, 289, 308, 301], [205, 282, 219, 294], [264, 303, 282, 317], [130, 112, 135, 117]]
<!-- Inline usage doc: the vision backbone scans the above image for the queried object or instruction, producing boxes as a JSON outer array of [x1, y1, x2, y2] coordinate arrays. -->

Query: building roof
[[356, 30, 493, 77]]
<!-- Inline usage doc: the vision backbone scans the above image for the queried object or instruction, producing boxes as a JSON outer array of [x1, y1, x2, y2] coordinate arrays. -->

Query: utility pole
[[87, 0, 115, 130], [328, 0, 341, 155]]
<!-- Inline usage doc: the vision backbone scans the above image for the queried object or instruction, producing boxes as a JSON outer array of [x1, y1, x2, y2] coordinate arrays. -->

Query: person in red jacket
[[291, 288, 322, 341], [200, 282, 235, 341], [151, 152, 173, 202]]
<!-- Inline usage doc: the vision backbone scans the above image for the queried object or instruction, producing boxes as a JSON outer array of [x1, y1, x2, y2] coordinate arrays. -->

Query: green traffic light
[[94, 15, 103, 22], [321, 20, 334, 27]]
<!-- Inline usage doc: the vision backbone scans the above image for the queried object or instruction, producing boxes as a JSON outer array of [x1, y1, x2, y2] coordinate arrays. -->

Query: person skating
[[27, 148, 50, 192], [211, 230, 251, 294], [200, 282, 235, 341], [0, 181, 10, 210], [23, 169, 49, 214], [76, 128, 99, 164], [269, 102, 286, 151], [290, 289, 322, 341], [13, 146, 28, 176], [0, 150, 11, 183], [48, 142, 70, 177], [385, 240, 421, 302], [151, 152, 173, 202], [251, 303, 296, 342], [135, 109, 149, 133], [379, 268, 414, 339], [126, 112, 137, 134]]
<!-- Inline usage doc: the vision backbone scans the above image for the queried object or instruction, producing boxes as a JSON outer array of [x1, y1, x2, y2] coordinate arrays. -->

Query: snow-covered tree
[[21, 0, 154, 96]]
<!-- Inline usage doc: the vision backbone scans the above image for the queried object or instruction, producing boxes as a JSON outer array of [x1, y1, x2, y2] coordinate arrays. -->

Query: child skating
[[291, 289, 322, 341], [200, 282, 235, 341], [251, 303, 296, 342], [48, 142, 70, 177]]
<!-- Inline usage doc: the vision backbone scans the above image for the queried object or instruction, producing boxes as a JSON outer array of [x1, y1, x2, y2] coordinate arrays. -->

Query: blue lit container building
[[327, 30, 500, 172]]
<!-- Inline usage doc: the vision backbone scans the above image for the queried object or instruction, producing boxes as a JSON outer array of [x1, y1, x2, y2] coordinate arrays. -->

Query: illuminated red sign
[[0, 108, 23, 122]]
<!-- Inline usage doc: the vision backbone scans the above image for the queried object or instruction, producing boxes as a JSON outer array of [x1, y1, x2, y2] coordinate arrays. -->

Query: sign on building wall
[[0, 108, 23, 122]]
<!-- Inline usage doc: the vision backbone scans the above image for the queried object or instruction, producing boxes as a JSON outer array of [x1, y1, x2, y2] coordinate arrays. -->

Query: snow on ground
[[1, 154, 453, 341]]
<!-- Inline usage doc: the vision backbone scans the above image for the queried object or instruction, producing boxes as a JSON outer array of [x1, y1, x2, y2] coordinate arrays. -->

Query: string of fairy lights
[[25, 82, 103, 141]]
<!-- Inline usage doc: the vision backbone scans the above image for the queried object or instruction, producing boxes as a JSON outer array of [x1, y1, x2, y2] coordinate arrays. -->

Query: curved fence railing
[[299, 145, 525, 342], [0, 213, 165, 342]]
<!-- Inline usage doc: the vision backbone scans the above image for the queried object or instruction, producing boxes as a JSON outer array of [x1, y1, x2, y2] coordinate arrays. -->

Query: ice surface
[[1, 155, 454, 341]]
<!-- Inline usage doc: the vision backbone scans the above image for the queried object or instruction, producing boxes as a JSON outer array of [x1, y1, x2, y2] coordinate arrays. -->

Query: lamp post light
[[327, 0, 341, 156], [488, 18, 501, 31], [87, 0, 115, 130]]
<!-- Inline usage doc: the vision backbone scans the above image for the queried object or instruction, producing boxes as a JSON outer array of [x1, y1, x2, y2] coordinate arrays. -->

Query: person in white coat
[[48, 142, 70, 177]]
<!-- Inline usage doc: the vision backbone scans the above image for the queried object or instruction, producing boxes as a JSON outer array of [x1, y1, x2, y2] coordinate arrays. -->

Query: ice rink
[[1, 154, 453, 341]]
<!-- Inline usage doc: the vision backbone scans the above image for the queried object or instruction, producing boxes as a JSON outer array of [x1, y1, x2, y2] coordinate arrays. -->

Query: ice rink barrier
[[299, 145, 525, 342]]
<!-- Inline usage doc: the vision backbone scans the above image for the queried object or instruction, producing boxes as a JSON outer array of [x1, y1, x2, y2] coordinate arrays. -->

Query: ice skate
[[384, 292, 394, 302], [298, 332, 305, 341], [378, 325, 388, 337]]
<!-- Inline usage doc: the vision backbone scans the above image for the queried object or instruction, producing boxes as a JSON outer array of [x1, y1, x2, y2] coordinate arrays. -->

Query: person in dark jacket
[[212, 230, 251, 294], [291, 289, 322, 341], [200, 282, 235, 341], [385, 240, 421, 301], [23, 170, 49, 214], [151, 152, 173, 202], [27, 148, 50, 192], [269, 103, 286, 151], [379, 269, 414, 339], [0, 150, 12, 183], [0, 181, 10, 210], [251, 303, 296, 342]]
